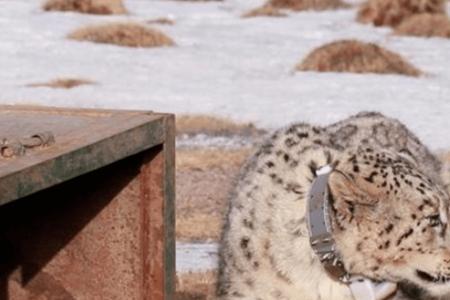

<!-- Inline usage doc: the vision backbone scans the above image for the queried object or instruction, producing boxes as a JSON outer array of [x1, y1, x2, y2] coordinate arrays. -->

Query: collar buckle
[[321, 252, 352, 283]]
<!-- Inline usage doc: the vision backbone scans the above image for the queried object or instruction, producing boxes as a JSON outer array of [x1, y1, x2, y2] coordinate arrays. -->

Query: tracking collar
[[306, 165, 397, 300]]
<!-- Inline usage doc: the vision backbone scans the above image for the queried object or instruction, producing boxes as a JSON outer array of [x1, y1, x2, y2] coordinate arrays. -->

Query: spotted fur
[[218, 112, 450, 300]]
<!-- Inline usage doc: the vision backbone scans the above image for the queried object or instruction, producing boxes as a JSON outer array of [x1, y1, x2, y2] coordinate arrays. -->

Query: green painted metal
[[163, 114, 176, 300]]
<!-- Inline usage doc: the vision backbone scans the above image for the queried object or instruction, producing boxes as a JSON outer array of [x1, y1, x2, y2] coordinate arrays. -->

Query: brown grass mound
[[68, 22, 175, 48], [394, 13, 450, 37], [176, 115, 264, 137], [242, 5, 287, 17], [176, 271, 216, 300], [357, 0, 446, 27], [297, 40, 421, 76], [26, 78, 95, 89], [43, 0, 127, 15], [147, 17, 175, 25], [268, 0, 349, 11]]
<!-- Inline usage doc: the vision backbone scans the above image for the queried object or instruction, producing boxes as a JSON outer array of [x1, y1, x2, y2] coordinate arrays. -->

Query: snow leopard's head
[[328, 146, 450, 298]]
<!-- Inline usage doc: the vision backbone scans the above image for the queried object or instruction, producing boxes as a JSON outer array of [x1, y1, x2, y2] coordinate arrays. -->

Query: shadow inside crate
[[0, 153, 144, 299]]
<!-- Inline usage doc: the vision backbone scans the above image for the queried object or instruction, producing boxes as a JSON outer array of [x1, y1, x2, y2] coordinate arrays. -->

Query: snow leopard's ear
[[328, 170, 379, 219]]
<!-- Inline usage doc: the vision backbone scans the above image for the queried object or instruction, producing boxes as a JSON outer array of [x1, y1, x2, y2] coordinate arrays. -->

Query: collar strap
[[306, 165, 397, 300], [307, 165, 350, 282]]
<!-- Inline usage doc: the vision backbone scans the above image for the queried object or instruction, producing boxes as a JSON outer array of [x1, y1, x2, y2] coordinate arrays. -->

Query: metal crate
[[0, 106, 175, 300]]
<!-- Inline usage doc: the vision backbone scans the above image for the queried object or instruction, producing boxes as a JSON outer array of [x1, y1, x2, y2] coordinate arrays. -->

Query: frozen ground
[[1, 1, 450, 150], [177, 242, 219, 272], [177, 133, 258, 149]]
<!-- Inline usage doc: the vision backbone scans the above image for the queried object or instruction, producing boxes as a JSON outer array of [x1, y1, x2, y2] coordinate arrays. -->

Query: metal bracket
[[0, 131, 55, 159]]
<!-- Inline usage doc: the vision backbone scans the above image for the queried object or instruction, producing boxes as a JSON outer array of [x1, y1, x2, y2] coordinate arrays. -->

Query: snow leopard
[[218, 112, 450, 300]]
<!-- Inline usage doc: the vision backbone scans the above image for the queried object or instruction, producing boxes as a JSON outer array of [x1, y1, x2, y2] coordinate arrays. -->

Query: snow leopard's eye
[[427, 214, 442, 227]]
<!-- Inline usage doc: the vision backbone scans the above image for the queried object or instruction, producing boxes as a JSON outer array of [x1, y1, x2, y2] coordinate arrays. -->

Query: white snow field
[[1, 0, 450, 152]]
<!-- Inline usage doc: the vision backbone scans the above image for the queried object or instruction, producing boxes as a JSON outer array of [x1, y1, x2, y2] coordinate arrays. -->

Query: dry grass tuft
[[242, 5, 287, 18], [297, 39, 421, 76], [173, 0, 222, 1], [177, 148, 252, 171], [147, 17, 175, 25], [176, 148, 252, 241], [176, 115, 264, 137], [68, 22, 175, 48], [267, 0, 349, 11], [176, 271, 217, 300], [439, 151, 450, 200], [177, 214, 224, 241], [440, 152, 450, 164], [43, 0, 127, 15], [394, 13, 450, 37], [26, 78, 95, 89], [357, 0, 446, 27]]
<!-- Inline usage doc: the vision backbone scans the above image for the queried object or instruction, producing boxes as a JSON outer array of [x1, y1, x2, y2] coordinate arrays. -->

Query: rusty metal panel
[[0, 106, 175, 300], [142, 115, 175, 300], [0, 106, 168, 206]]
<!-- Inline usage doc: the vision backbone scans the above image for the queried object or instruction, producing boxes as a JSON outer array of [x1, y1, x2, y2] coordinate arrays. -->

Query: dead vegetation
[[266, 0, 349, 11], [68, 22, 175, 48], [440, 151, 450, 196], [43, 0, 127, 15], [26, 78, 95, 89], [176, 148, 252, 241], [175, 114, 261, 241], [394, 13, 450, 38], [176, 271, 216, 300], [177, 148, 252, 171], [147, 17, 175, 25], [297, 39, 422, 76], [177, 213, 224, 242], [242, 5, 287, 18], [243, 0, 349, 17], [357, 0, 447, 27], [176, 115, 264, 137], [175, 115, 259, 241], [173, 0, 222, 1], [176, 164, 232, 241], [440, 152, 450, 164]]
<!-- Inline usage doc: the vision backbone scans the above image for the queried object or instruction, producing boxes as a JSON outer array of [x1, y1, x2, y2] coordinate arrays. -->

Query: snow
[[1, 1, 450, 150], [176, 242, 219, 272], [177, 133, 257, 149]]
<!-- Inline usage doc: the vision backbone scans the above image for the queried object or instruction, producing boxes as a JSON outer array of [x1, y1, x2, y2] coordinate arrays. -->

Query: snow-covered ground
[[1, 0, 450, 151], [177, 133, 258, 149], [177, 242, 219, 272]]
